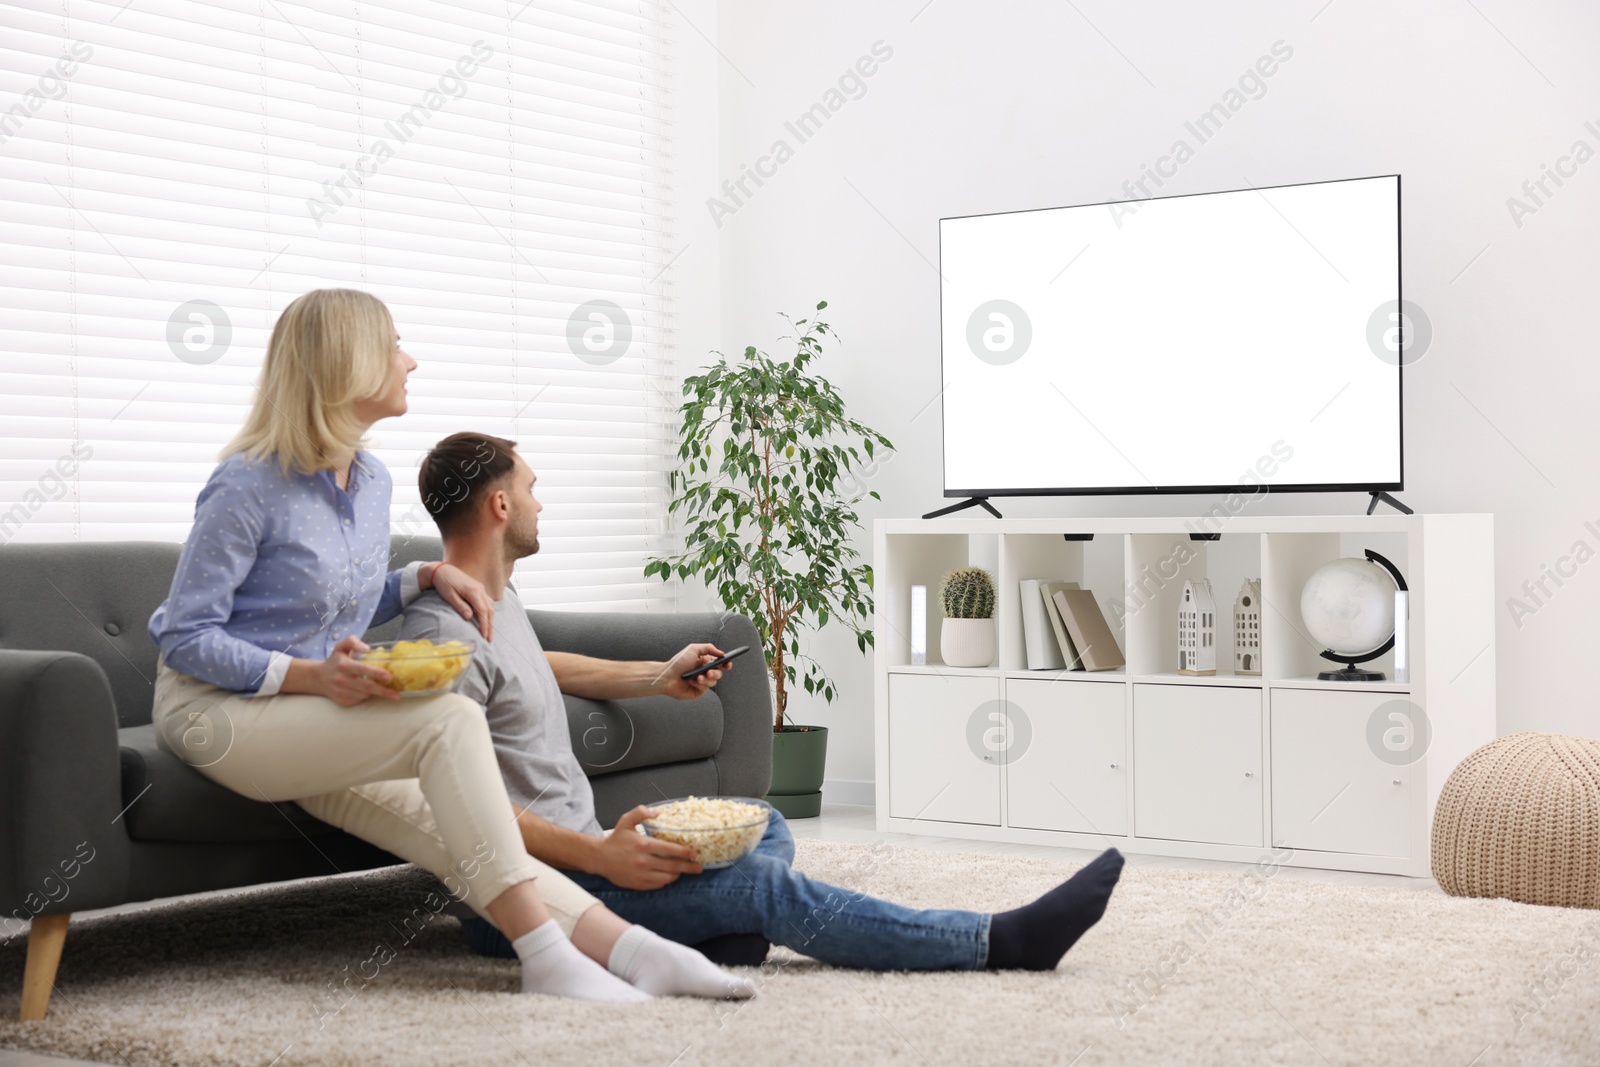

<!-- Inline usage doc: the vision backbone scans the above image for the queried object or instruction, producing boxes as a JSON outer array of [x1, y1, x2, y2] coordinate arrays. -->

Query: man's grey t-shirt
[[400, 589, 603, 836]]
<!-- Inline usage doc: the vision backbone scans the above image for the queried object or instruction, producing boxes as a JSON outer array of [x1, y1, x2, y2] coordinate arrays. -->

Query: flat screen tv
[[938, 174, 1402, 503]]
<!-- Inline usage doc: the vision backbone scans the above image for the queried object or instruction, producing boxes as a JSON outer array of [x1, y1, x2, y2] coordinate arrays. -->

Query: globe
[[1300, 557, 1397, 657]]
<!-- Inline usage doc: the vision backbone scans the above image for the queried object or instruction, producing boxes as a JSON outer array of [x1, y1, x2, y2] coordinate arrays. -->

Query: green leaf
[[657, 304, 888, 716]]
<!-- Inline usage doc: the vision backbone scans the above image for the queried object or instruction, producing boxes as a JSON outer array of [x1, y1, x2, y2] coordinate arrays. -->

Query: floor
[[1, 802, 1438, 1066], [787, 803, 1442, 892]]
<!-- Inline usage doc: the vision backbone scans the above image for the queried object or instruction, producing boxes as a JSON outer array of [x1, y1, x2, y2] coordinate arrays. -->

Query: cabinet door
[[1134, 684, 1263, 846], [888, 673, 1001, 825], [1005, 678, 1127, 836], [1271, 689, 1417, 857]]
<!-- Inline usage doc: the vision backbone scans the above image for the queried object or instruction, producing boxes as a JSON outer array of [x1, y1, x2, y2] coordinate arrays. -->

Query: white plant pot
[[940, 618, 996, 668]]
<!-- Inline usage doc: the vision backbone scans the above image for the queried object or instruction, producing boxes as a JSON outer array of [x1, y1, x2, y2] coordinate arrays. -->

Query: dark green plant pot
[[767, 725, 828, 819]]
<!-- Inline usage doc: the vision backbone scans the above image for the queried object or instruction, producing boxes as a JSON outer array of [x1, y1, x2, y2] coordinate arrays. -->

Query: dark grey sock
[[691, 932, 770, 967], [986, 848, 1125, 970]]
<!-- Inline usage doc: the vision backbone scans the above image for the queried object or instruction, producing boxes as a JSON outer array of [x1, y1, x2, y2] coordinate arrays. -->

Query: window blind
[[0, 0, 680, 611]]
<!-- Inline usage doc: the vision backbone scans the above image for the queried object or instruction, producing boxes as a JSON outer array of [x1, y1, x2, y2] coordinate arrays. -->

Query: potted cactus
[[940, 566, 997, 667]]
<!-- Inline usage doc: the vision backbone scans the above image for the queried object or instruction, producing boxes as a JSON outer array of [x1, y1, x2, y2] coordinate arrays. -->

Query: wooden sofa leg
[[20, 913, 70, 1021]]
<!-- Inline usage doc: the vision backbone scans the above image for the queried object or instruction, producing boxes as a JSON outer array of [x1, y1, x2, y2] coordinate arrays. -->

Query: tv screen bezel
[[937, 173, 1404, 500]]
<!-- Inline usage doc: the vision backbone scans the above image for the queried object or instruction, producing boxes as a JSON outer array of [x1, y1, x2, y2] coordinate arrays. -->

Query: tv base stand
[[1367, 491, 1413, 516], [923, 496, 1002, 520]]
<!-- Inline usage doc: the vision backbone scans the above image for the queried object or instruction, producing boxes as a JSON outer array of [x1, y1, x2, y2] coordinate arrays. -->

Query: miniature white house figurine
[[1234, 578, 1262, 675], [1177, 578, 1217, 675]]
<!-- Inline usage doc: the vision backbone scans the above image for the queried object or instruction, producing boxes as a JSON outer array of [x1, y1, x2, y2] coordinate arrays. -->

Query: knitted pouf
[[1431, 732, 1600, 908]]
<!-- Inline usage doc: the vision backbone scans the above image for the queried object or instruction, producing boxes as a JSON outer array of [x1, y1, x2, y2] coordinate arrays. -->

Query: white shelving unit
[[873, 514, 1495, 876]]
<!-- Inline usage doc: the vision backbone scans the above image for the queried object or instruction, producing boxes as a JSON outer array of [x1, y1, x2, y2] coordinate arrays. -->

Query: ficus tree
[[645, 302, 894, 732]]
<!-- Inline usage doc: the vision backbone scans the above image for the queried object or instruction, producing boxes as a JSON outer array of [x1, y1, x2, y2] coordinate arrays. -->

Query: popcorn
[[641, 796, 771, 867]]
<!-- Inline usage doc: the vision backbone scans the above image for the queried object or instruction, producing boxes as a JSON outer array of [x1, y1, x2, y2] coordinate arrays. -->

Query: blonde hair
[[224, 289, 395, 475]]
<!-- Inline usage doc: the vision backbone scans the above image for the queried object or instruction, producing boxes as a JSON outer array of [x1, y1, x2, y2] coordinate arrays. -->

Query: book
[[1052, 588, 1126, 671], [1038, 580, 1083, 669], [1019, 579, 1066, 669]]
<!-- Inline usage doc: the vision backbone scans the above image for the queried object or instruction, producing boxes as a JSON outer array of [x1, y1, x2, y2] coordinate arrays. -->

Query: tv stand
[[923, 496, 1002, 520], [1367, 491, 1413, 516], [873, 512, 1495, 877]]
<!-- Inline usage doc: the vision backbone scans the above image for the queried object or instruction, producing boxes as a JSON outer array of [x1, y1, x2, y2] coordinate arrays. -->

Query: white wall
[[697, 0, 1600, 792]]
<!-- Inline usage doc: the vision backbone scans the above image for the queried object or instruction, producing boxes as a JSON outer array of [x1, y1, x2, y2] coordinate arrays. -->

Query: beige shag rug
[[2, 840, 1598, 1067]]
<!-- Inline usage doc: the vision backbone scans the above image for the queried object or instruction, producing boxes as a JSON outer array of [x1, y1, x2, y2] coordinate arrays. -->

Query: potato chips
[[360, 638, 473, 694]]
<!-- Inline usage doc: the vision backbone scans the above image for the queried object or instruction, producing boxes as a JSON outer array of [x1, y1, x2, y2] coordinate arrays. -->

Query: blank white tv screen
[[939, 175, 1402, 496]]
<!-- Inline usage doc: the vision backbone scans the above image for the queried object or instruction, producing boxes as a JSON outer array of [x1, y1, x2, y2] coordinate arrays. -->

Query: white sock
[[512, 920, 651, 1002], [607, 925, 757, 999]]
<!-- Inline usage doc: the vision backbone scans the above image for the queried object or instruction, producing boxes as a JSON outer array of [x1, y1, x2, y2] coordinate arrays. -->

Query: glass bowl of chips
[[357, 638, 473, 697]]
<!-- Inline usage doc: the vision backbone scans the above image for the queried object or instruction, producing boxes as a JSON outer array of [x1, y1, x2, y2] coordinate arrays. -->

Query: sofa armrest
[[0, 650, 131, 924], [527, 610, 773, 799]]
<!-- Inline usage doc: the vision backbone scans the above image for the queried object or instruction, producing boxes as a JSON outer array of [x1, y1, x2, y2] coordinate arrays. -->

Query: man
[[400, 431, 1124, 976]]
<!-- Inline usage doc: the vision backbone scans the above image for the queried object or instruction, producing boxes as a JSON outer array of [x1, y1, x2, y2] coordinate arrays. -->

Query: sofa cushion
[[117, 724, 335, 842], [0, 541, 181, 728], [565, 691, 724, 778], [590, 759, 722, 830]]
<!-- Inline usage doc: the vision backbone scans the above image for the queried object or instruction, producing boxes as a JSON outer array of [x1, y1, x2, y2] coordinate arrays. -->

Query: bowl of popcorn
[[357, 638, 473, 697], [640, 796, 772, 868]]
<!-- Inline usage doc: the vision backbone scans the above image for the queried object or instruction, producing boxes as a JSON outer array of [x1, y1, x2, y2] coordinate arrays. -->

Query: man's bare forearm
[[514, 805, 605, 874], [545, 650, 668, 700]]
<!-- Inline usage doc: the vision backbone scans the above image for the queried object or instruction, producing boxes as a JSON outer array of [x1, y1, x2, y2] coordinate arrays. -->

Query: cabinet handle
[[1392, 778, 1401, 785], [1109, 763, 1119, 769], [1244, 771, 1254, 778]]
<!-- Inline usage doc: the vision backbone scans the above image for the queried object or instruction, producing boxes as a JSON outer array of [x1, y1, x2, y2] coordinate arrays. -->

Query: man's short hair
[[418, 432, 519, 537]]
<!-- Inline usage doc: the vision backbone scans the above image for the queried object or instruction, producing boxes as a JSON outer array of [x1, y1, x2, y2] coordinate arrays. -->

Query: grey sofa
[[0, 536, 770, 1020]]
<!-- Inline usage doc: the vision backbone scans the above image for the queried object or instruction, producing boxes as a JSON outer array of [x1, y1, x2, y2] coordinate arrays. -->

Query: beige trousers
[[151, 662, 602, 935]]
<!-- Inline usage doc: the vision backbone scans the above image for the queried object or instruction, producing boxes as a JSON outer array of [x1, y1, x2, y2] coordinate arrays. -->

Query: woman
[[149, 288, 751, 1003]]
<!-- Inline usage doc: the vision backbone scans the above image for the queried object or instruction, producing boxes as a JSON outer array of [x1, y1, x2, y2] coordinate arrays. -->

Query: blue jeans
[[562, 811, 990, 970]]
